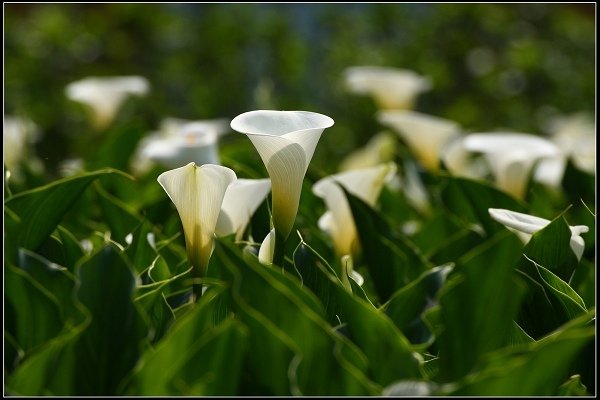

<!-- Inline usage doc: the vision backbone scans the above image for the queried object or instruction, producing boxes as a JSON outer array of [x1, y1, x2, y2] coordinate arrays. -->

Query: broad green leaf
[[56, 226, 86, 271], [437, 232, 526, 381], [4, 168, 131, 253], [96, 182, 143, 245], [130, 287, 244, 395], [74, 245, 149, 395], [212, 239, 378, 396], [439, 175, 527, 235], [383, 265, 452, 345], [345, 189, 432, 302], [441, 310, 595, 396], [569, 259, 595, 308], [5, 265, 64, 354], [556, 375, 589, 396], [135, 290, 175, 345]]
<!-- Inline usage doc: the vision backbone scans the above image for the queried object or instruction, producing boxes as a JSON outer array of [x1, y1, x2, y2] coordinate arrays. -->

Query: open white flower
[[464, 133, 560, 199], [215, 178, 271, 240], [65, 76, 150, 129], [488, 208, 589, 261], [535, 113, 595, 187], [231, 110, 334, 241], [134, 117, 229, 173], [344, 66, 432, 110], [339, 131, 397, 172], [157, 163, 236, 279], [313, 163, 397, 258], [377, 110, 462, 172]]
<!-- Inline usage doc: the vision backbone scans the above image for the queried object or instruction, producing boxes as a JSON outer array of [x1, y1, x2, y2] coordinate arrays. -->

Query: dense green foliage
[[4, 4, 596, 396]]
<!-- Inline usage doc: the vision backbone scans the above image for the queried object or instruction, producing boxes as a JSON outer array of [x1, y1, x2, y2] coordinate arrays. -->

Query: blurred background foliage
[[4, 3, 595, 178]]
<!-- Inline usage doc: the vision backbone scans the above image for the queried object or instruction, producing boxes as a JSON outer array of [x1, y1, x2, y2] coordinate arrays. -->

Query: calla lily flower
[[231, 110, 334, 242], [339, 131, 397, 172], [535, 113, 595, 187], [344, 66, 432, 110], [133, 117, 229, 173], [377, 110, 462, 172], [464, 133, 560, 199], [157, 163, 236, 284], [65, 76, 150, 129], [258, 228, 276, 265], [488, 208, 589, 261], [4, 115, 43, 182], [215, 178, 272, 240], [313, 163, 397, 258]]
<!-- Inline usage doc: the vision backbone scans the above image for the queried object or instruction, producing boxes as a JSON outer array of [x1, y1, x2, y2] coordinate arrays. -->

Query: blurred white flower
[[133, 117, 229, 174], [231, 110, 334, 242], [65, 76, 150, 129], [313, 163, 396, 258], [3, 115, 43, 181], [58, 158, 85, 177], [215, 178, 271, 240], [344, 66, 432, 110], [339, 131, 397, 172], [157, 162, 236, 281], [488, 208, 589, 261], [535, 113, 595, 187], [440, 136, 489, 180], [378, 110, 462, 172], [464, 133, 560, 199]]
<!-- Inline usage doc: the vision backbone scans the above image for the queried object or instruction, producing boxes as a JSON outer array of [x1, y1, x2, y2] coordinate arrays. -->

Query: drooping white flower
[[377, 110, 462, 172], [134, 117, 229, 173], [313, 163, 397, 258], [231, 110, 334, 241], [488, 208, 589, 261], [65, 76, 150, 129], [464, 133, 560, 199], [535, 113, 595, 187], [344, 66, 432, 110], [215, 178, 272, 240], [339, 131, 397, 172], [157, 163, 236, 277]]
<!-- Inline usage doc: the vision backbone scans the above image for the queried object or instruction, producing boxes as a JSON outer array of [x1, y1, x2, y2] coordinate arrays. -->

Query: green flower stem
[[273, 231, 287, 267]]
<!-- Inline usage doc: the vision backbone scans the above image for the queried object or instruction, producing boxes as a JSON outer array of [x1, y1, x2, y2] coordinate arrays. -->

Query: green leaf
[[556, 374, 589, 396], [96, 182, 144, 245], [345, 188, 432, 302], [442, 310, 595, 396], [383, 264, 453, 345], [439, 176, 527, 235], [74, 244, 149, 395], [4, 168, 131, 253], [437, 232, 526, 381], [56, 226, 86, 271]]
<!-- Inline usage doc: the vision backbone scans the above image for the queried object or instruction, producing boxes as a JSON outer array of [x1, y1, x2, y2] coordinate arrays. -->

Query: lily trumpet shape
[[134, 117, 229, 174], [377, 110, 462, 172], [231, 110, 334, 243], [215, 178, 272, 240], [464, 133, 560, 199], [344, 66, 432, 110], [313, 163, 397, 259], [65, 76, 150, 129], [488, 208, 589, 261], [157, 163, 236, 292]]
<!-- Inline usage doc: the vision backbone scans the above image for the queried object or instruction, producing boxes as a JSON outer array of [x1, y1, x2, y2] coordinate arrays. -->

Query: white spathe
[[464, 133, 560, 199], [65, 76, 150, 129], [215, 178, 272, 240], [313, 163, 397, 258], [339, 131, 397, 172], [258, 228, 276, 265], [135, 117, 229, 172], [378, 110, 462, 172], [231, 110, 334, 240], [344, 66, 432, 110], [157, 163, 236, 276], [488, 208, 589, 261]]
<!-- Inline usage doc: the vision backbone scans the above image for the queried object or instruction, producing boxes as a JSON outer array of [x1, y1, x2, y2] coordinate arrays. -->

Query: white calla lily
[[488, 208, 589, 261], [215, 178, 272, 240], [231, 110, 334, 243], [258, 228, 276, 266], [377, 110, 462, 172], [344, 66, 432, 110], [339, 131, 397, 172], [535, 113, 595, 187], [134, 118, 229, 173], [65, 76, 149, 129], [157, 163, 237, 285], [464, 133, 560, 199], [4, 115, 42, 181], [313, 163, 397, 258]]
